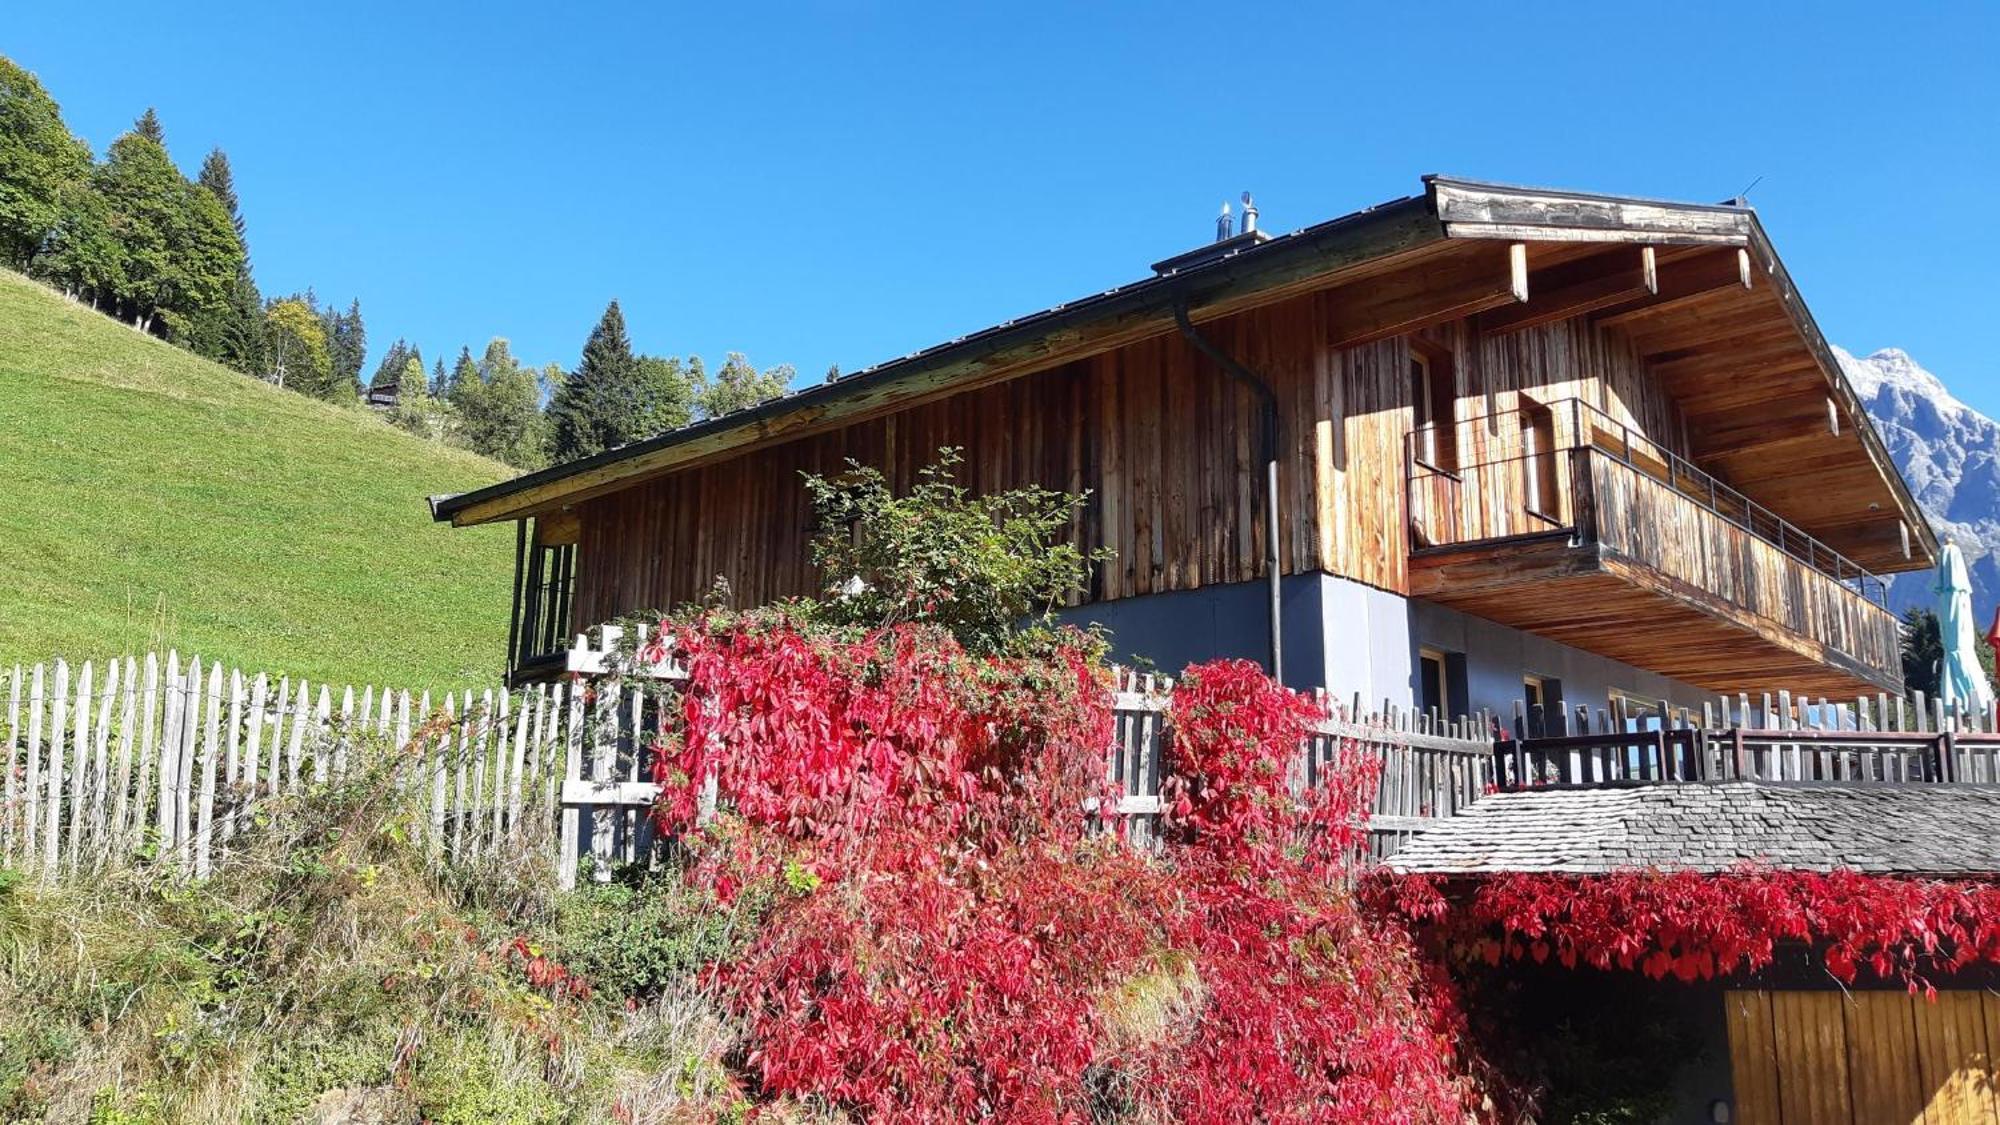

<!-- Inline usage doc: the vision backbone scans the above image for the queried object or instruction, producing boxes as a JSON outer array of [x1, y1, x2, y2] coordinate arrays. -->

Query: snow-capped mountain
[[1838, 345, 2000, 621]]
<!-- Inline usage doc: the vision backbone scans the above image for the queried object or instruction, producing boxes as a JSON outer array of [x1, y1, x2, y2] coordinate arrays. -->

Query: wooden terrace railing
[[1408, 397, 1903, 684], [1493, 686, 2000, 791], [1408, 396, 1891, 605]]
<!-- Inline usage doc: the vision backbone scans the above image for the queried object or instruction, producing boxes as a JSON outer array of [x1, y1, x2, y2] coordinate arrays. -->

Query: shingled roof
[[1386, 782, 2000, 877]]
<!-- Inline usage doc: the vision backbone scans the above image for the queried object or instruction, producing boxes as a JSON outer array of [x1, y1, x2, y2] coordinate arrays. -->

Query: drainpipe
[[1172, 297, 1283, 683]]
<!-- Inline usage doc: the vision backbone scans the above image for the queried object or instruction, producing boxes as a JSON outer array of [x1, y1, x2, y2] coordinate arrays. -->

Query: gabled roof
[[429, 176, 1935, 570], [1386, 782, 2000, 877]]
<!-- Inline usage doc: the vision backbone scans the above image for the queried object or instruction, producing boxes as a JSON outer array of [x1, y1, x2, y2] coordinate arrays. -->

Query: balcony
[[1406, 399, 1903, 696]]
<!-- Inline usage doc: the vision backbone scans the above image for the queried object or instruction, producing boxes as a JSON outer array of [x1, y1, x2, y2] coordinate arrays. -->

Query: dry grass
[[0, 729, 746, 1123]]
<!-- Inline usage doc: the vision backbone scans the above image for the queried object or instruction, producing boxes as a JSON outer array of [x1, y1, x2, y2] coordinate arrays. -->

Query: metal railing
[[1407, 396, 1889, 605]]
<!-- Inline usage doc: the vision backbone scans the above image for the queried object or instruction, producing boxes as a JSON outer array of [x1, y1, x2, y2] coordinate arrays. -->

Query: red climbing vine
[[635, 623, 1472, 1123], [1376, 866, 2000, 995]]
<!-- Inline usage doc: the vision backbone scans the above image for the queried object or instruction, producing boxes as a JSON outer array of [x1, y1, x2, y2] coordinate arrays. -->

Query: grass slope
[[0, 269, 515, 689]]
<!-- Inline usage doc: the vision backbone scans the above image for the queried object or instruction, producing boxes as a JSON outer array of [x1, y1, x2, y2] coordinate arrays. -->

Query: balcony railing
[[1406, 397, 1890, 605]]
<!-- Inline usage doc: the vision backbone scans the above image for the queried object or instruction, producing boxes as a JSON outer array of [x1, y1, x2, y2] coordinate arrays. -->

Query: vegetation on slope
[[0, 268, 513, 688], [0, 728, 753, 1124]]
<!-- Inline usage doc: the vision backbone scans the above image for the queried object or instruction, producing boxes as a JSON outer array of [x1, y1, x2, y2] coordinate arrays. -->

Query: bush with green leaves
[[802, 446, 1108, 654]]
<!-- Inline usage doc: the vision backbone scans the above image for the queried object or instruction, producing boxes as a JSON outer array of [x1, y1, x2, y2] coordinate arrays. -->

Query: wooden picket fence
[[0, 652, 577, 882], [0, 636, 1494, 887], [562, 627, 1494, 863]]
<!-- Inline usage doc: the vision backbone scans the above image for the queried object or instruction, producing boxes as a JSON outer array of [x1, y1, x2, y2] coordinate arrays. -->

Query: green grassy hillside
[[0, 269, 515, 689]]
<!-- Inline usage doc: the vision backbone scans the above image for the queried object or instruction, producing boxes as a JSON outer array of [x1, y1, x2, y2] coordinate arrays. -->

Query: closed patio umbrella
[[1935, 542, 1995, 718]]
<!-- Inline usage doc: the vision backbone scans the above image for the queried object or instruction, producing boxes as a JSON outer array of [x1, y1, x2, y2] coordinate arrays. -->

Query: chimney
[[1153, 191, 1273, 276]]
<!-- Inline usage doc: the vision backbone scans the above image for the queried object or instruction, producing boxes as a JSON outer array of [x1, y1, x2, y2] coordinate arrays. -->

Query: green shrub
[[552, 874, 754, 1001]]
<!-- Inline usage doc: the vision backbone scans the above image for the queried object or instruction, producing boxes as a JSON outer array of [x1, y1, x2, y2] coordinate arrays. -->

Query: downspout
[[1172, 297, 1283, 683]]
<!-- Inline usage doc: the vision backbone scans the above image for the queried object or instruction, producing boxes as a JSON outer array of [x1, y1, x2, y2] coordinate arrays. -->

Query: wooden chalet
[[430, 176, 1935, 718]]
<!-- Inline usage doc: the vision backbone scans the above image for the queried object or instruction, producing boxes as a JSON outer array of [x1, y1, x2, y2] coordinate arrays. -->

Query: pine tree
[[369, 339, 414, 390], [133, 107, 163, 145], [547, 299, 643, 463], [430, 357, 447, 397], [446, 345, 477, 401], [319, 298, 367, 396], [191, 147, 264, 372], [695, 352, 793, 419], [0, 55, 92, 268]]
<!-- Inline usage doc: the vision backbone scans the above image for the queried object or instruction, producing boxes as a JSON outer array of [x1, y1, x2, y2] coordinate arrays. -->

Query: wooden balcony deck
[[1408, 402, 1903, 696]]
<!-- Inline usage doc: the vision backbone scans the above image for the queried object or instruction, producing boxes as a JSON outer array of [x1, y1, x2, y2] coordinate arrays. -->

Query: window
[[1520, 398, 1559, 522], [1409, 343, 1456, 470], [510, 515, 578, 673], [1522, 674, 1565, 736], [1417, 646, 1467, 720], [1418, 648, 1448, 716]]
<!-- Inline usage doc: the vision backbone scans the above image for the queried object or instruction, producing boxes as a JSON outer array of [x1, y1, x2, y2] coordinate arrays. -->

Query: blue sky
[[10, 1, 1999, 411]]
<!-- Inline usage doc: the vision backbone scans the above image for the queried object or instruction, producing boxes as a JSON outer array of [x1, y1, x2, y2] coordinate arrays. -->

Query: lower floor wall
[[1410, 599, 1712, 726], [1724, 988, 2000, 1125], [1056, 571, 1713, 723]]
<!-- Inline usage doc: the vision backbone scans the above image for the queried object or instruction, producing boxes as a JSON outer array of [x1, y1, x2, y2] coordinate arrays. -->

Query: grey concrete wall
[[1053, 572, 1414, 701], [1053, 573, 1351, 694], [1057, 572, 1711, 723]]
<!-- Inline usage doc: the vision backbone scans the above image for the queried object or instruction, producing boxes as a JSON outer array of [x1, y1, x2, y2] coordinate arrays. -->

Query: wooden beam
[[1592, 247, 1755, 329], [1322, 242, 1527, 349], [1478, 245, 1661, 334]]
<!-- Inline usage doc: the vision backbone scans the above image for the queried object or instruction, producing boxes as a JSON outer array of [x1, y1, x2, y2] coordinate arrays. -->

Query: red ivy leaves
[[504, 935, 593, 1001], [643, 630, 1467, 1123], [1379, 867, 2000, 995]]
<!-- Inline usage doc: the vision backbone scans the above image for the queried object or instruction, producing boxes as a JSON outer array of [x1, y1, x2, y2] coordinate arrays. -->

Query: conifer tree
[[133, 107, 163, 144], [191, 147, 265, 373], [454, 338, 549, 468], [369, 339, 415, 390], [547, 299, 643, 463], [319, 298, 367, 395]]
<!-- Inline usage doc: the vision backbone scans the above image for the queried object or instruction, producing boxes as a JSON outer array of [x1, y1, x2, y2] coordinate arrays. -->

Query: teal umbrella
[[1935, 542, 1995, 717]]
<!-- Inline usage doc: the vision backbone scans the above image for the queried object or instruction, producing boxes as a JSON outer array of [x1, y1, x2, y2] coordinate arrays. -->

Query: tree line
[[0, 55, 794, 469]]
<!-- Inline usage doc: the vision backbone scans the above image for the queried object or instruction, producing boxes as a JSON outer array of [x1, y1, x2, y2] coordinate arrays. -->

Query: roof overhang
[[429, 176, 1938, 571]]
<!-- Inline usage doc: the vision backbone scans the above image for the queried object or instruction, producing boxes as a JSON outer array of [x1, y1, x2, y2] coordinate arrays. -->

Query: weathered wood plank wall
[[570, 299, 1693, 627]]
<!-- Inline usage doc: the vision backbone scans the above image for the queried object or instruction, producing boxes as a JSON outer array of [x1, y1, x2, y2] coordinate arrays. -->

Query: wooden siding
[[572, 296, 1691, 630], [1725, 989, 2000, 1125]]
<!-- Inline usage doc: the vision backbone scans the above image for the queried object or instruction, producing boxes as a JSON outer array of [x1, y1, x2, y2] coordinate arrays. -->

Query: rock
[[309, 1086, 418, 1125]]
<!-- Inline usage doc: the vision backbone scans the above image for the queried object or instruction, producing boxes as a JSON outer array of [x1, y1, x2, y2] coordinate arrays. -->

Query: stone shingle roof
[[1385, 782, 2000, 876]]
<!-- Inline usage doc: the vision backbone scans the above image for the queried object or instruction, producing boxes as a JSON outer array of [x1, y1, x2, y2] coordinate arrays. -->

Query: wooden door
[[1725, 989, 2000, 1124]]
